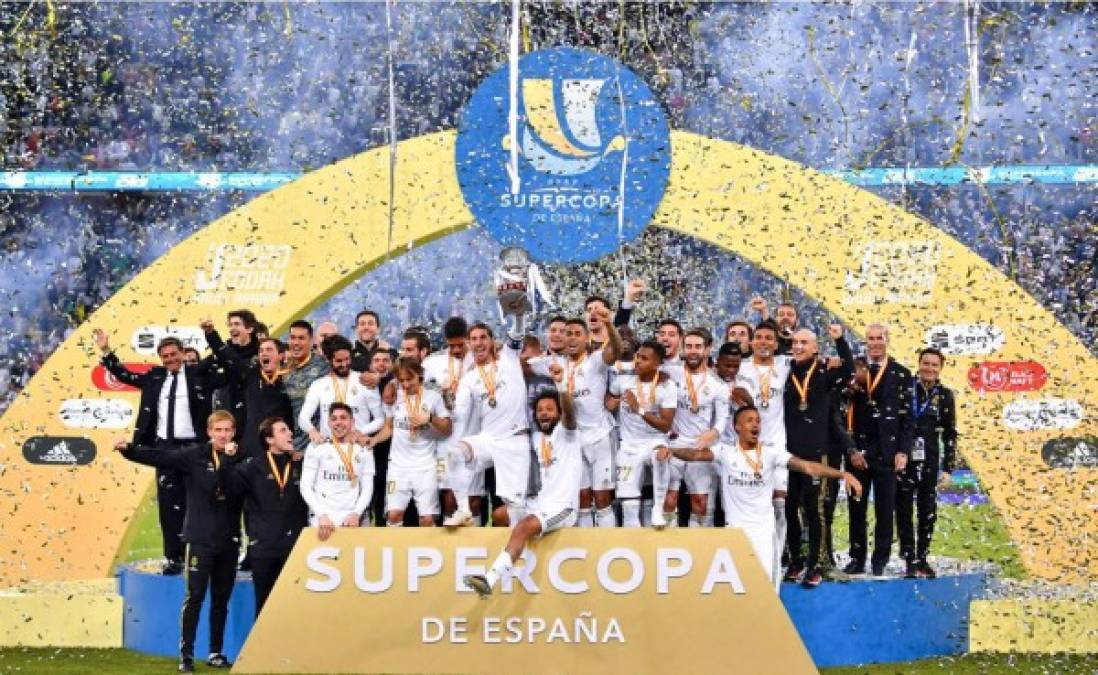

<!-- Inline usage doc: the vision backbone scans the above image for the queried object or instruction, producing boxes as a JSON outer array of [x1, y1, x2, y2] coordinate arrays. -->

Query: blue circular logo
[[456, 48, 671, 264]]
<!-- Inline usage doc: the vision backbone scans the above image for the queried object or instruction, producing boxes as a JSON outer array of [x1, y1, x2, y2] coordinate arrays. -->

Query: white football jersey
[[712, 440, 792, 526]]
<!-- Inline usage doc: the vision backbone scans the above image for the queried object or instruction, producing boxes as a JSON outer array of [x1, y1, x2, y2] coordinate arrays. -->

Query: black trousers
[[155, 439, 190, 562], [180, 541, 238, 659], [817, 454, 841, 570], [251, 554, 289, 617], [896, 456, 939, 563], [371, 442, 390, 526], [785, 470, 822, 570], [848, 456, 898, 568]]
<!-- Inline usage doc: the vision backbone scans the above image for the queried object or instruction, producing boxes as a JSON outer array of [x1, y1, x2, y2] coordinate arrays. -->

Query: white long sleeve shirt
[[300, 439, 375, 524], [298, 371, 384, 438]]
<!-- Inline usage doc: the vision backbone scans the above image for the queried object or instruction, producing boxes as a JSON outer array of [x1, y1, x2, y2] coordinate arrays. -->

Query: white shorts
[[773, 465, 789, 493], [615, 440, 663, 499], [531, 502, 578, 534], [308, 511, 370, 527], [385, 467, 440, 516], [581, 430, 615, 491], [438, 443, 485, 495], [728, 520, 776, 587], [666, 437, 715, 495], [462, 432, 531, 504]]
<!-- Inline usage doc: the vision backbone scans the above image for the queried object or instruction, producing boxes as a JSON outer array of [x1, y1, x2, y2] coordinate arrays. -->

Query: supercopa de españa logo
[[456, 47, 671, 264]]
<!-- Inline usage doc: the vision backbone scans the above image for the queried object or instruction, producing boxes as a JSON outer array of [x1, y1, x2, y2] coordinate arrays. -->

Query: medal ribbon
[[540, 435, 553, 465], [331, 438, 356, 482], [635, 372, 659, 409], [260, 367, 289, 386], [566, 353, 586, 396], [789, 359, 819, 410], [267, 452, 291, 494], [447, 355, 461, 396], [331, 373, 349, 404], [738, 441, 763, 478], [408, 389, 423, 440], [758, 364, 773, 404], [866, 357, 889, 402], [685, 365, 705, 412], [211, 448, 221, 471], [478, 362, 498, 405]]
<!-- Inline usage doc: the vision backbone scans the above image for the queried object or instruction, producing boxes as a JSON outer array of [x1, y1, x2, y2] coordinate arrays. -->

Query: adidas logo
[[41, 441, 79, 464]]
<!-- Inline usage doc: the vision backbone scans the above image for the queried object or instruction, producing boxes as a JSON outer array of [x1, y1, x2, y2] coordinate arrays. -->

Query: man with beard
[[662, 328, 730, 528], [443, 321, 531, 528], [202, 320, 293, 459], [526, 307, 622, 527], [781, 325, 854, 587], [845, 323, 914, 577], [750, 297, 799, 355], [301, 403, 375, 534], [583, 278, 641, 349], [463, 370, 579, 598], [298, 335, 384, 444], [282, 320, 330, 452], [663, 406, 861, 588], [656, 319, 685, 369], [350, 309, 390, 372], [544, 316, 567, 357], [724, 321, 754, 358]]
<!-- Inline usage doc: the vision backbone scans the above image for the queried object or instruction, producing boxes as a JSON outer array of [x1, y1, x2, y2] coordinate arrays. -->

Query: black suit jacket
[[101, 352, 222, 446], [852, 357, 915, 465]]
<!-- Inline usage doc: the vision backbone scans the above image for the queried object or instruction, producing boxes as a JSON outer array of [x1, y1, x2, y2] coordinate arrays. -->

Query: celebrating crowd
[[94, 279, 957, 672]]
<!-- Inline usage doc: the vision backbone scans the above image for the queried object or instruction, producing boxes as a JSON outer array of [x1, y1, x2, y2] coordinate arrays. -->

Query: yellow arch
[[0, 131, 1093, 587]]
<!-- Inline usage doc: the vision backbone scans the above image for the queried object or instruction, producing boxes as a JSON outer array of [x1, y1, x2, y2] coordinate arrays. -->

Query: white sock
[[689, 514, 705, 528], [595, 506, 616, 528], [387, 520, 403, 527], [621, 500, 641, 527], [576, 507, 594, 528], [485, 551, 513, 589], [704, 497, 716, 527], [664, 511, 677, 526], [505, 503, 525, 526]]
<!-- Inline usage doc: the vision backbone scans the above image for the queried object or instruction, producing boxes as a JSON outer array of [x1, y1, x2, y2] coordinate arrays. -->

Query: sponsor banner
[[1002, 398, 1084, 431], [21, 436, 97, 466], [1040, 436, 1098, 469], [192, 242, 292, 307], [91, 363, 153, 392], [130, 325, 206, 356], [59, 398, 135, 429], [967, 361, 1048, 393], [924, 323, 1006, 356], [234, 529, 814, 674], [843, 239, 940, 305]]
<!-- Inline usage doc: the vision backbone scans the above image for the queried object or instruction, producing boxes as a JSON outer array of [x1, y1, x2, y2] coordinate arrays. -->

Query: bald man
[[781, 324, 854, 587], [314, 321, 339, 357]]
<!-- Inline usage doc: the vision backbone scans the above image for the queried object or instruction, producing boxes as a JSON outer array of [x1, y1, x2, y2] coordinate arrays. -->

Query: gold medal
[[739, 441, 763, 481], [331, 438, 356, 482], [267, 452, 291, 496], [330, 373, 348, 404], [798, 401, 808, 412], [478, 362, 499, 411], [789, 359, 818, 414], [685, 365, 705, 416], [488, 397, 497, 408]]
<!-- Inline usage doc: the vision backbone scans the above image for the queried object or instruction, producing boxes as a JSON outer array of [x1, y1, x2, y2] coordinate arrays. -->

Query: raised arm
[[201, 321, 247, 384], [548, 362, 577, 431], [94, 329, 151, 388], [596, 306, 623, 366]]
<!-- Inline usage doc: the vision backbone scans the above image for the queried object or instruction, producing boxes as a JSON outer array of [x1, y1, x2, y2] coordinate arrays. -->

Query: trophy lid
[[499, 246, 531, 268]]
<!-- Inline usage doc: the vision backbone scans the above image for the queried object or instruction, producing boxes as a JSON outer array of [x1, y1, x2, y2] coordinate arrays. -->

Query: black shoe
[[162, 560, 183, 576], [871, 564, 886, 577], [842, 560, 865, 575], [904, 562, 918, 578], [178, 657, 195, 673], [206, 653, 232, 668], [783, 565, 803, 582], [801, 569, 823, 588], [916, 561, 937, 579]]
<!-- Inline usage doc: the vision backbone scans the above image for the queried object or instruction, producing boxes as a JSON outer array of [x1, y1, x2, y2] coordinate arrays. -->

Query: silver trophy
[[494, 246, 551, 319]]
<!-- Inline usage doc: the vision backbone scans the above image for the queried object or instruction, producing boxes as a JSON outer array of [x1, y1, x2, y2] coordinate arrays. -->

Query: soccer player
[[300, 403, 375, 536], [422, 317, 479, 518], [544, 315, 567, 357], [373, 357, 452, 526], [283, 320, 331, 451], [221, 417, 307, 615], [657, 319, 684, 368], [463, 370, 580, 598], [664, 406, 862, 587], [725, 321, 754, 357], [443, 321, 532, 527], [897, 347, 957, 579], [115, 410, 243, 672], [663, 328, 730, 527], [526, 306, 621, 527], [609, 340, 677, 528], [298, 335, 384, 443]]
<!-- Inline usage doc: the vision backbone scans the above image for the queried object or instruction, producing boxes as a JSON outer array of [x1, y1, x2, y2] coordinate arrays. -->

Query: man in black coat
[[115, 410, 243, 672], [844, 323, 914, 577], [222, 416, 307, 615], [93, 328, 223, 574]]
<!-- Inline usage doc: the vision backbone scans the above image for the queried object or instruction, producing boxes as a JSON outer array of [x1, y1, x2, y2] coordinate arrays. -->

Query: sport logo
[[59, 398, 135, 429], [967, 361, 1047, 393], [22, 436, 97, 466], [91, 363, 153, 392], [456, 47, 671, 263]]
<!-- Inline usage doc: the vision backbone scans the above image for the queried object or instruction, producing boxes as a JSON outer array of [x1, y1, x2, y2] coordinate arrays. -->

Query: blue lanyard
[[912, 381, 938, 420]]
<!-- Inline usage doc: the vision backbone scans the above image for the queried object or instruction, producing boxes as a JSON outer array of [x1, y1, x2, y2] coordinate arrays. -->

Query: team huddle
[[94, 281, 958, 671]]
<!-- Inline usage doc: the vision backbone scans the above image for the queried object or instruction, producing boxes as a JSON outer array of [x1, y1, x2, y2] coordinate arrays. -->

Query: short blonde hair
[[207, 409, 236, 429]]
